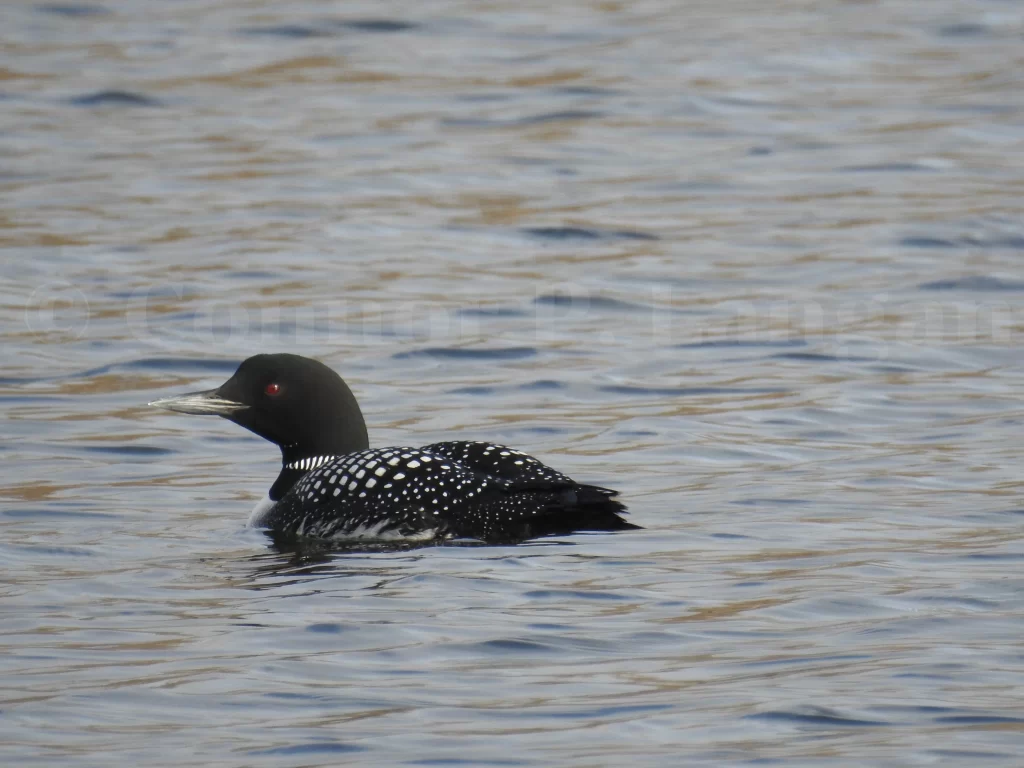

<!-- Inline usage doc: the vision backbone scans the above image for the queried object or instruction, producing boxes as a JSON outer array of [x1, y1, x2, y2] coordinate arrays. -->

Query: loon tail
[[511, 484, 640, 541]]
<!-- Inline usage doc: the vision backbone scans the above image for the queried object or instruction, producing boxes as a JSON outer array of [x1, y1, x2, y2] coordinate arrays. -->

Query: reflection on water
[[3, 0, 1024, 764], [253, 531, 500, 576]]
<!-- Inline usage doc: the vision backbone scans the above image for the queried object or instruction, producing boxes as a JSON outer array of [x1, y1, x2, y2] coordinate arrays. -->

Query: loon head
[[150, 353, 370, 462]]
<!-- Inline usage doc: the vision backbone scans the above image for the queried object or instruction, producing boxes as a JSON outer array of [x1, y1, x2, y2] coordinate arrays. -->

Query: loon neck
[[271, 434, 370, 502], [269, 454, 353, 502], [270, 448, 366, 503], [269, 466, 308, 502], [280, 444, 363, 469]]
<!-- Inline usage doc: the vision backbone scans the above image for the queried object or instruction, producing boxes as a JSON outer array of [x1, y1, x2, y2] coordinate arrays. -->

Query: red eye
[[265, 382, 281, 396]]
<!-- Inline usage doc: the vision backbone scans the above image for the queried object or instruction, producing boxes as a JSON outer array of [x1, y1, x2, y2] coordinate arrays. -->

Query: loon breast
[[248, 494, 277, 528]]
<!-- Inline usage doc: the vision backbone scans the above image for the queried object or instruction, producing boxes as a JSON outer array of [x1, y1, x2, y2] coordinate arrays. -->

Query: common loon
[[150, 353, 638, 544]]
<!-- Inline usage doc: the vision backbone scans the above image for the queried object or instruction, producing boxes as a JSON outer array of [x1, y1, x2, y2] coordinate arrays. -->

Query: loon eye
[[265, 382, 281, 397]]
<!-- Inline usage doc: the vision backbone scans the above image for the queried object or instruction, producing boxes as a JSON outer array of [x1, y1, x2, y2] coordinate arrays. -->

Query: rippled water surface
[[4, 0, 1024, 765]]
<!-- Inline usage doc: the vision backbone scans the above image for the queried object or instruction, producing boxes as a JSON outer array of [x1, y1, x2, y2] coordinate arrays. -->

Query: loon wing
[[418, 441, 633, 542], [419, 440, 576, 488]]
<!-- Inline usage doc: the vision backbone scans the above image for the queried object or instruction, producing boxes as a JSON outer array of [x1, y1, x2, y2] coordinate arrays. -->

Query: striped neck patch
[[285, 455, 338, 472]]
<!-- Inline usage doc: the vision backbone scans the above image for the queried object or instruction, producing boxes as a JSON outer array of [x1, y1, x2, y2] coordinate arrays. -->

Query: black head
[[151, 354, 369, 462]]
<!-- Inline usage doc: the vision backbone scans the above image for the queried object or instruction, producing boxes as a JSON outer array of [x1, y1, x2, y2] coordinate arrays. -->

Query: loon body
[[151, 354, 637, 544]]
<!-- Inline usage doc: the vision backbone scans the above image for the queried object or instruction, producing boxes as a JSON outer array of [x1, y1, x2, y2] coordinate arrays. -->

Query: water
[[3, 0, 1024, 764]]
